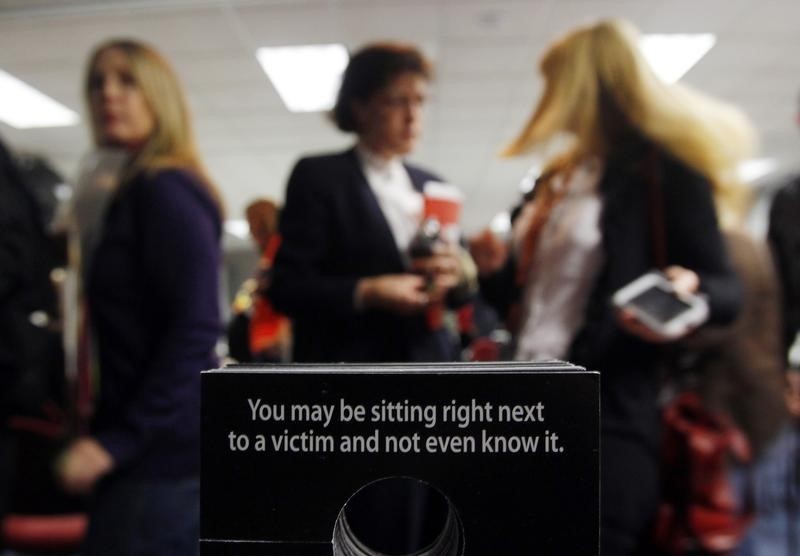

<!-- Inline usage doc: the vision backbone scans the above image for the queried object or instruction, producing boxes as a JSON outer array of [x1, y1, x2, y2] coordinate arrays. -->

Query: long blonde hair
[[504, 19, 756, 227], [85, 39, 224, 216]]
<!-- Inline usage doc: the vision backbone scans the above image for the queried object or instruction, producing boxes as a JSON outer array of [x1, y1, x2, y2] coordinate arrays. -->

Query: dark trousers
[[83, 475, 199, 556], [601, 434, 659, 556]]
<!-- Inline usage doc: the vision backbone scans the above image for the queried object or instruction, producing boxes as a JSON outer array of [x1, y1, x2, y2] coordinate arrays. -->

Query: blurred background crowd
[[1, 1, 800, 555]]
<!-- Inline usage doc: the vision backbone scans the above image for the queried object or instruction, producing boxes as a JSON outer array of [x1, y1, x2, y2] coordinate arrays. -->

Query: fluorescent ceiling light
[[0, 69, 79, 128], [640, 34, 716, 83], [738, 158, 777, 184], [256, 44, 349, 113]]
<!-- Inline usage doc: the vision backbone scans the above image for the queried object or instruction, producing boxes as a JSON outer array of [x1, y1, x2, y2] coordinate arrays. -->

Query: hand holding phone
[[612, 270, 708, 341]]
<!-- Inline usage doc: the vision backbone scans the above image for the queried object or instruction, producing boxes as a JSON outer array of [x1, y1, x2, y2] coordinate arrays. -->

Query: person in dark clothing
[[0, 140, 51, 416], [0, 136, 60, 531], [769, 167, 800, 360], [270, 42, 472, 363], [56, 39, 222, 556], [0, 136, 67, 528], [227, 199, 290, 363], [747, 90, 800, 556], [473, 20, 753, 556]]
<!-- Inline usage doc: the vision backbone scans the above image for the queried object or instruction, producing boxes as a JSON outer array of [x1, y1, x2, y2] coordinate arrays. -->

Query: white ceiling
[[1, 0, 798, 237]]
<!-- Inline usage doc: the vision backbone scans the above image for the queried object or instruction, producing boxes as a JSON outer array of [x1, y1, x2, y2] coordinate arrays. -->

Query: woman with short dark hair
[[331, 43, 432, 133], [270, 42, 469, 363]]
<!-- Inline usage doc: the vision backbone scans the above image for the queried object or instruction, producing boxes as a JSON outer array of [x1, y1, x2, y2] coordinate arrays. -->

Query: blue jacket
[[88, 168, 221, 479]]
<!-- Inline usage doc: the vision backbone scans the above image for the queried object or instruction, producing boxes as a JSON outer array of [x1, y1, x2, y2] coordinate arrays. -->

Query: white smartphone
[[612, 271, 709, 339]]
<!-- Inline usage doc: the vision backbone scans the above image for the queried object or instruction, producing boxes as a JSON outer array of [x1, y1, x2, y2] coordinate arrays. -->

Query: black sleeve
[[475, 196, 529, 321], [0, 141, 47, 398], [0, 144, 35, 300], [662, 160, 742, 325], [767, 180, 800, 351], [476, 257, 519, 322], [269, 158, 361, 320]]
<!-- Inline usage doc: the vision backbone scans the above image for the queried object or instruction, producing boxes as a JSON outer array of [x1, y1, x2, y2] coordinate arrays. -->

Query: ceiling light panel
[[0, 69, 79, 128], [256, 44, 349, 113], [640, 34, 717, 83]]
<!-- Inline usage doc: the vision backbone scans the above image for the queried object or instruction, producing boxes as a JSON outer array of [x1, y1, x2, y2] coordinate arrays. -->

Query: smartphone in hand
[[612, 271, 709, 339]]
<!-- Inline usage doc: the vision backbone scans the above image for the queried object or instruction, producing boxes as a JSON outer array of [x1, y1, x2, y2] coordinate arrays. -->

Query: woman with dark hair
[[270, 42, 471, 363], [56, 39, 222, 555]]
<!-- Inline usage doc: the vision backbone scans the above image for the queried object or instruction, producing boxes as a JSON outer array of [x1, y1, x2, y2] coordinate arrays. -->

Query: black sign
[[201, 361, 599, 555]]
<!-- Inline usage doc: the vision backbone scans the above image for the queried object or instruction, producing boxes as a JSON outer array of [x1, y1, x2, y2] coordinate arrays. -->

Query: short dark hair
[[331, 42, 432, 133]]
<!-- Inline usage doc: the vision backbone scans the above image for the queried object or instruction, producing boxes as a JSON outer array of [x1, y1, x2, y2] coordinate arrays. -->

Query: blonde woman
[[475, 20, 753, 555], [57, 39, 222, 555]]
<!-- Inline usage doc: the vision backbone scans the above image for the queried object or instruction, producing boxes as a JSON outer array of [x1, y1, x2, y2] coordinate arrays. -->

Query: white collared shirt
[[356, 145, 423, 255], [514, 159, 605, 361]]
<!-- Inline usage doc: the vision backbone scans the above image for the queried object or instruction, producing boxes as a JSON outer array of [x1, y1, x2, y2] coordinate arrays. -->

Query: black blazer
[[481, 145, 742, 448], [270, 148, 456, 363], [0, 139, 59, 414]]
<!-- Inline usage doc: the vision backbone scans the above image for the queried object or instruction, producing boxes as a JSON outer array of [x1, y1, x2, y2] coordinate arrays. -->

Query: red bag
[[653, 392, 753, 554]]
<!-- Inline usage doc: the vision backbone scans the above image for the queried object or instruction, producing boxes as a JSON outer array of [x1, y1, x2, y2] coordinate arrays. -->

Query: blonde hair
[[85, 39, 224, 216], [504, 19, 756, 227]]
